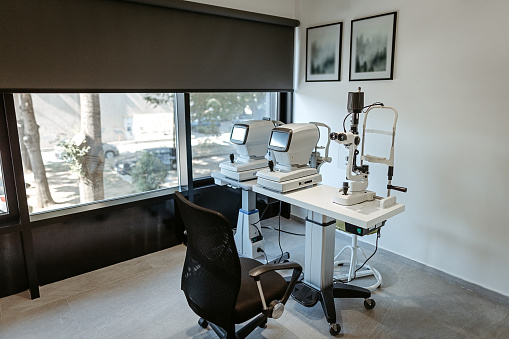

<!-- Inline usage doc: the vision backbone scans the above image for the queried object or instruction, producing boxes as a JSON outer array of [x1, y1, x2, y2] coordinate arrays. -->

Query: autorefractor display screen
[[230, 125, 247, 144], [269, 131, 290, 150]]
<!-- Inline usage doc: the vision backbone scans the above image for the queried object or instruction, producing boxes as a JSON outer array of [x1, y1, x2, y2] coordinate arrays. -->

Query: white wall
[[294, 0, 509, 297], [185, 0, 509, 297]]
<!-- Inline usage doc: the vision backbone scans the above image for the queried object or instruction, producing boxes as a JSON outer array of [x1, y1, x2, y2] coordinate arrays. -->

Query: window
[[0, 157, 7, 214], [9, 92, 283, 216], [189, 92, 276, 180], [14, 93, 177, 214]]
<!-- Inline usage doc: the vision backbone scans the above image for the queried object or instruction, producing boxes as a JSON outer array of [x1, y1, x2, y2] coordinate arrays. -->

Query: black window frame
[[0, 91, 291, 224]]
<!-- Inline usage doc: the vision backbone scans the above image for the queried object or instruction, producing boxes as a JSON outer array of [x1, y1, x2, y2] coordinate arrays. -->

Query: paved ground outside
[[25, 135, 234, 214]]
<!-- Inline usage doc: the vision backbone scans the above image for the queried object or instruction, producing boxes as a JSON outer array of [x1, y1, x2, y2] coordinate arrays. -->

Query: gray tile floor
[[1, 216, 508, 338]]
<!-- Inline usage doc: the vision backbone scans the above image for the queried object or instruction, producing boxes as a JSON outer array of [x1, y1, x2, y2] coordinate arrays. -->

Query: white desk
[[254, 184, 404, 229], [253, 183, 405, 333]]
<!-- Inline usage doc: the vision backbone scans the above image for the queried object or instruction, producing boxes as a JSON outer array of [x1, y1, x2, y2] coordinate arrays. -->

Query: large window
[[14, 93, 177, 214], [9, 92, 281, 216], [189, 92, 276, 180]]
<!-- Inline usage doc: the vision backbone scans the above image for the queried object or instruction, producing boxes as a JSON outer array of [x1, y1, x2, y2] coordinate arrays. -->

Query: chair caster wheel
[[198, 318, 208, 328], [329, 323, 341, 336], [364, 298, 376, 309]]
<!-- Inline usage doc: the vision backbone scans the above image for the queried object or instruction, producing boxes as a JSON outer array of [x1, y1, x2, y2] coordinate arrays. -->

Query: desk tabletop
[[253, 184, 405, 228], [211, 171, 257, 191]]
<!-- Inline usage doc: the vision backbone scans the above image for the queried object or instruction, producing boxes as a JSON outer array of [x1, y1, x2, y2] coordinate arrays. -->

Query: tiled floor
[[1, 217, 508, 338]]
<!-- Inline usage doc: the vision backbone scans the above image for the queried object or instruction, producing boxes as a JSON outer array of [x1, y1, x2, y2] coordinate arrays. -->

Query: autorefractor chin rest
[[219, 119, 277, 181], [256, 122, 331, 193]]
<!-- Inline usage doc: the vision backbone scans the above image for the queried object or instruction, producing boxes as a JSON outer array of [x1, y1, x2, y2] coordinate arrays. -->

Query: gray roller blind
[[0, 0, 299, 92]]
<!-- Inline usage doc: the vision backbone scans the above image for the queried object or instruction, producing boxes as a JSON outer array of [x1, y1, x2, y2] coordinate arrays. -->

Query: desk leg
[[304, 210, 335, 291], [303, 211, 337, 326], [234, 190, 264, 259], [293, 211, 374, 336]]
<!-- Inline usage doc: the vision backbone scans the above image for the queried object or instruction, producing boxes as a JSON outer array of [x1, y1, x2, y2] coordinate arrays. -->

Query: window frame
[[0, 91, 287, 224]]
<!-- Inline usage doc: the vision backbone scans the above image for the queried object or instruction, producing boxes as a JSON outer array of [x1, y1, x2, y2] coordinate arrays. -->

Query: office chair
[[174, 192, 302, 339]]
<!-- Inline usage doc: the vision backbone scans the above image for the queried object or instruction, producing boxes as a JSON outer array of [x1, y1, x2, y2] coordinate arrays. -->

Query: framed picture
[[306, 22, 343, 82], [349, 12, 397, 81]]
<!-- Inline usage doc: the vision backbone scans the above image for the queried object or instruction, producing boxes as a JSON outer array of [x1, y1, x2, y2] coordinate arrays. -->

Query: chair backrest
[[174, 191, 241, 330]]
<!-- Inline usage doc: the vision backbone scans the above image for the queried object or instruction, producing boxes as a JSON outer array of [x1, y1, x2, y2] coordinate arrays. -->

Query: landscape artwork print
[[306, 22, 342, 82], [350, 12, 397, 81]]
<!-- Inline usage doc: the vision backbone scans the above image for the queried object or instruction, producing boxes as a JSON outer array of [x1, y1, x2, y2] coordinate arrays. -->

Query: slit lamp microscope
[[330, 88, 406, 207]]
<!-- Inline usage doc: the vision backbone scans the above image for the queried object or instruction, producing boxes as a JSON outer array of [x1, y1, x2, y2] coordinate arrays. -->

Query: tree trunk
[[17, 118, 32, 173], [13, 94, 32, 173], [18, 93, 55, 208], [78, 93, 104, 203]]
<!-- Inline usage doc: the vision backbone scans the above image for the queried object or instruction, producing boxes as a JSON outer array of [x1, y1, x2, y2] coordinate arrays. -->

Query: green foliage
[[194, 124, 220, 135], [131, 152, 167, 191], [144, 92, 267, 127], [143, 93, 174, 108], [58, 140, 90, 175], [144, 92, 268, 139], [190, 92, 267, 123]]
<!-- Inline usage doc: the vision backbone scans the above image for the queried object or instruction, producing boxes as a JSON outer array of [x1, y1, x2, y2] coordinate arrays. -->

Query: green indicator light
[[357, 228, 362, 234]]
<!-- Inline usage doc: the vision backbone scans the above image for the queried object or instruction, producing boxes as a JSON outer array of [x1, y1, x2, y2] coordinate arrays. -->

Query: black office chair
[[174, 192, 302, 339]]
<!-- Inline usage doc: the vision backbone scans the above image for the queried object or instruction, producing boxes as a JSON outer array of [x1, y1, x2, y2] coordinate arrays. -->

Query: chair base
[[200, 314, 268, 339], [291, 281, 373, 336]]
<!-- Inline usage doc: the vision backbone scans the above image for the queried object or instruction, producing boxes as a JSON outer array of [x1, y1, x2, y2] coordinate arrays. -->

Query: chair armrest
[[248, 261, 302, 278], [249, 261, 303, 306]]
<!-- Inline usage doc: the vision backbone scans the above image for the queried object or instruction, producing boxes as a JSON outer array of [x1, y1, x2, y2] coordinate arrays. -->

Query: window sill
[[29, 187, 179, 224]]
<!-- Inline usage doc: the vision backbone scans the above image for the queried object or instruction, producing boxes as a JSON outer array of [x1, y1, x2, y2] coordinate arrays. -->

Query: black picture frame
[[306, 22, 343, 82], [349, 12, 397, 81]]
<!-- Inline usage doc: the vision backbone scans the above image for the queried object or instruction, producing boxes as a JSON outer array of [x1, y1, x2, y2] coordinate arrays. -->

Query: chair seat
[[233, 257, 288, 324]]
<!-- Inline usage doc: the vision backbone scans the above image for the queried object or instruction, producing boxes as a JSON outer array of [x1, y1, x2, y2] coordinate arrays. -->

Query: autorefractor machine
[[219, 119, 278, 181], [329, 87, 407, 290], [217, 119, 280, 259], [256, 122, 332, 193]]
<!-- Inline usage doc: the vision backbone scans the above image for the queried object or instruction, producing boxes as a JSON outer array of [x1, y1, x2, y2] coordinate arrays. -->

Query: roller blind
[[0, 0, 299, 92]]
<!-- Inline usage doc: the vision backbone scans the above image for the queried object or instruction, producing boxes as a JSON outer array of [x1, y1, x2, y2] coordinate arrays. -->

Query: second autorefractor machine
[[219, 119, 277, 181], [330, 88, 407, 207], [256, 122, 332, 193]]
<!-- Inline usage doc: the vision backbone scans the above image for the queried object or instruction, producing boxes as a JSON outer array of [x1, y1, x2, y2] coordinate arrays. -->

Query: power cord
[[251, 223, 262, 241], [342, 102, 384, 132], [257, 247, 269, 264], [248, 201, 272, 239], [251, 202, 271, 227], [251, 200, 302, 263], [276, 201, 284, 263], [354, 228, 381, 278]]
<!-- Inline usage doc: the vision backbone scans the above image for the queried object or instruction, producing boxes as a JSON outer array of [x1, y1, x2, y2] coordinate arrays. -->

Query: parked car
[[55, 142, 120, 159], [114, 147, 177, 175], [102, 143, 120, 159]]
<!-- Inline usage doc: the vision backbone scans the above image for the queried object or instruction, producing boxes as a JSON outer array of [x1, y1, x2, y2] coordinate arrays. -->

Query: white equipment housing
[[220, 120, 275, 181], [257, 123, 331, 193], [333, 105, 398, 206]]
